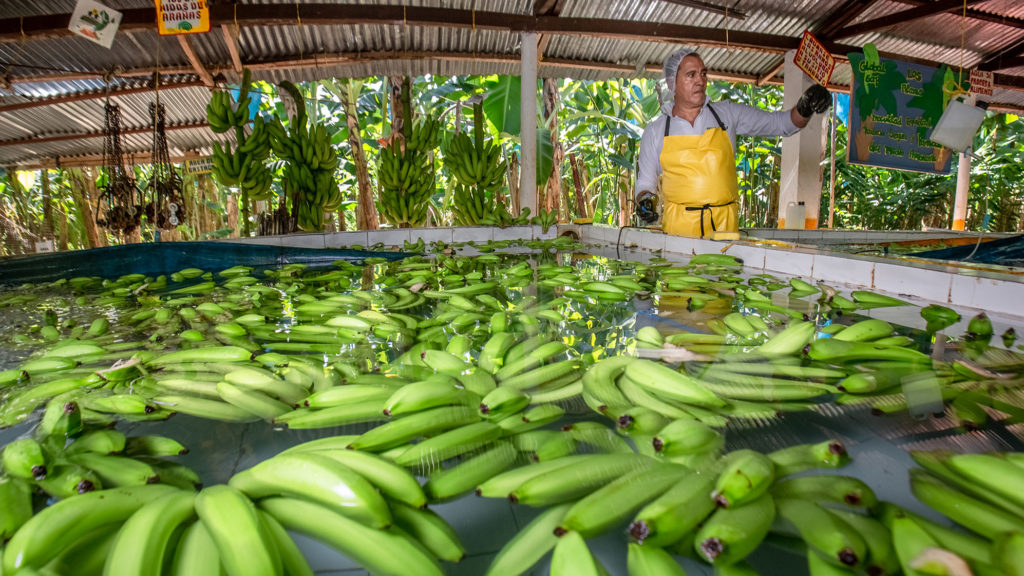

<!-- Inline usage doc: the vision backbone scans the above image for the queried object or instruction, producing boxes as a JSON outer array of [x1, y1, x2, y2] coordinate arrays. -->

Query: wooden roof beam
[[978, 38, 1024, 72], [0, 78, 204, 113], [659, 0, 746, 20], [889, 0, 1024, 30], [833, 0, 988, 40], [17, 150, 205, 170], [0, 121, 209, 147], [221, 24, 244, 74], [815, 0, 880, 40], [755, 58, 785, 86], [177, 35, 214, 87]]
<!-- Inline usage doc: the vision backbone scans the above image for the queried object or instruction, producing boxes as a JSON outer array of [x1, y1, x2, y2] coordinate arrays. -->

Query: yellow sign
[[156, 0, 210, 35], [185, 157, 213, 174], [794, 30, 836, 87]]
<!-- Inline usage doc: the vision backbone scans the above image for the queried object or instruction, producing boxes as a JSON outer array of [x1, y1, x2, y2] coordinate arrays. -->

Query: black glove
[[796, 84, 831, 118], [636, 192, 657, 224]]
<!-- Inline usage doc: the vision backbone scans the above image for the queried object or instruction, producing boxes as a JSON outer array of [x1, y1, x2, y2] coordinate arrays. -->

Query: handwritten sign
[[847, 46, 953, 174], [156, 0, 210, 35], [68, 0, 121, 49], [969, 69, 993, 96], [794, 30, 836, 86], [185, 157, 213, 174]]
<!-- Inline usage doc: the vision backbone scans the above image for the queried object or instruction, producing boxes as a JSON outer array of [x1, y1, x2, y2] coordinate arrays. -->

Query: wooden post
[[67, 167, 104, 248]]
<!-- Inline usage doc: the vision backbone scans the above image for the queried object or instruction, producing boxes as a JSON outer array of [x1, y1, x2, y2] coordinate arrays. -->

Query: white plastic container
[[931, 96, 986, 153], [784, 201, 805, 230]]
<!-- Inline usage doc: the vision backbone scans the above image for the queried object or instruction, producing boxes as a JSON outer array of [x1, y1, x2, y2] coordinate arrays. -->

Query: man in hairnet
[[634, 48, 832, 238]]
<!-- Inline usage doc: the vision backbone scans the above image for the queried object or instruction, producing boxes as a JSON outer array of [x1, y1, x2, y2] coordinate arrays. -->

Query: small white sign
[[969, 69, 994, 97], [34, 240, 54, 253], [68, 0, 122, 49]]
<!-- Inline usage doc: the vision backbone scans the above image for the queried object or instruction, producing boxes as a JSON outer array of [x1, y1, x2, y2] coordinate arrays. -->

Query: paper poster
[[68, 0, 122, 49], [794, 30, 836, 86], [847, 43, 955, 174], [156, 0, 211, 35]]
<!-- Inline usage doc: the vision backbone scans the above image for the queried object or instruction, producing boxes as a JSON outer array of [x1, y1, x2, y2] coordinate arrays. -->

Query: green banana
[[510, 453, 657, 507], [768, 440, 850, 477], [626, 542, 688, 575], [629, 470, 717, 547], [2, 437, 48, 480], [551, 530, 603, 576], [773, 497, 866, 568], [260, 495, 444, 576], [228, 451, 391, 528], [3, 484, 179, 573], [713, 449, 776, 508], [694, 492, 776, 566], [195, 484, 280, 576], [102, 489, 197, 576], [169, 520, 223, 576], [559, 461, 690, 537], [770, 474, 877, 509], [423, 440, 519, 502], [389, 500, 465, 562]]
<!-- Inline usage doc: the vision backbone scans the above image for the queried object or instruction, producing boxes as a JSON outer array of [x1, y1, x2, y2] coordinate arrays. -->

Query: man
[[634, 48, 832, 237]]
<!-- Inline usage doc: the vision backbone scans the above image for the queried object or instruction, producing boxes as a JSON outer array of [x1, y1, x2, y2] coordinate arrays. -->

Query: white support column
[[778, 49, 825, 229], [519, 32, 538, 216], [952, 151, 971, 230]]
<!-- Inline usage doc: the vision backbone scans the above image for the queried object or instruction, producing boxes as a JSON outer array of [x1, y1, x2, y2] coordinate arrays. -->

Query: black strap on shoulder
[[707, 103, 726, 131], [663, 105, 726, 138]]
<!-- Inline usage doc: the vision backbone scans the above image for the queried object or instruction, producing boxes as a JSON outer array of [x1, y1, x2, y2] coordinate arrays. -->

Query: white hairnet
[[660, 47, 696, 115]]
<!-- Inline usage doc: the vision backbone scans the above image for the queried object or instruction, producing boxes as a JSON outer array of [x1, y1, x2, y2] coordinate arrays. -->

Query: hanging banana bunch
[[445, 102, 507, 226], [207, 69, 272, 204], [376, 117, 440, 227], [266, 81, 341, 232]]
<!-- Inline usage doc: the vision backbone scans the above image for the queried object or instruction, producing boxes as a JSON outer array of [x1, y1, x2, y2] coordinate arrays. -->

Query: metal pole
[[519, 32, 538, 217]]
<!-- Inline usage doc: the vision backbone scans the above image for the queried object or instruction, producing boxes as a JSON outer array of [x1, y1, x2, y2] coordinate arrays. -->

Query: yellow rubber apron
[[659, 105, 739, 238]]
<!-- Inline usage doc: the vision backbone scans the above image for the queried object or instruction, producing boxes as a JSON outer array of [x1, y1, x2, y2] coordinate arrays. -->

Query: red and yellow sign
[[156, 0, 210, 35], [794, 30, 836, 86]]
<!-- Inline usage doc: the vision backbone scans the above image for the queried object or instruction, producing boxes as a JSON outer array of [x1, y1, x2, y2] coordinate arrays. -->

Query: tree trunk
[[56, 190, 69, 251], [569, 153, 587, 219], [388, 76, 405, 139], [541, 78, 563, 218], [227, 194, 239, 237], [346, 82, 379, 231], [40, 169, 54, 239], [67, 168, 106, 248]]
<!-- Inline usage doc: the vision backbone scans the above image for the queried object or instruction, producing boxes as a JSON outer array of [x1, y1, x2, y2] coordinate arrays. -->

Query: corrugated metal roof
[[1, 0, 1023, 167]]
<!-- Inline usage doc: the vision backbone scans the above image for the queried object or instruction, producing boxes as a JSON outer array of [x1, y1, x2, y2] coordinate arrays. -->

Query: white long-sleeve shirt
[[634, 97, 800, 197]]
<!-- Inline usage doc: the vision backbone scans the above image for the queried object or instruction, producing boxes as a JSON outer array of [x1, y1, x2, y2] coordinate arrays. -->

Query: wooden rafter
[[755, 58, 785, 86], [0, 4, 792, 52], [221, 24, 244, 74], [978, 37, 1024, 72], [815, 0, 880, 40], [0, 78, 204, 113], [0, 121, 209, 148], [176, 35, 214, 87], [19, 150, 205, 170], [832, 0, 988, 41], [890, 0, 1024, 30], [660, 0, 746, 20]]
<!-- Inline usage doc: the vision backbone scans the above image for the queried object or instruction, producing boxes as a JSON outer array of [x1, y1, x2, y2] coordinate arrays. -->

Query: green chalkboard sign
[[848, 45, 957, 174]]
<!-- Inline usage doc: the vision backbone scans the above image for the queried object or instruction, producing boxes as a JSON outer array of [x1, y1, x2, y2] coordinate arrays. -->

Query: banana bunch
[[267, 81, 341, 232], [451, 182, 497, 226], [206, 69, 253, 134], [405, 116, 440, 153], [446, 131, 505, 189], [529, 207, 558, 233], [210, 118, 271, 193], [446, 103, 506, 190], [445, 102, 507, 226], [376, 141, 435, 227]]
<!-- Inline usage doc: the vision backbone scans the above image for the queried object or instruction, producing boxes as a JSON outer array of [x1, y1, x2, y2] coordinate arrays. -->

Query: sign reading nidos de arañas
[[156, 0, 210, 35]]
